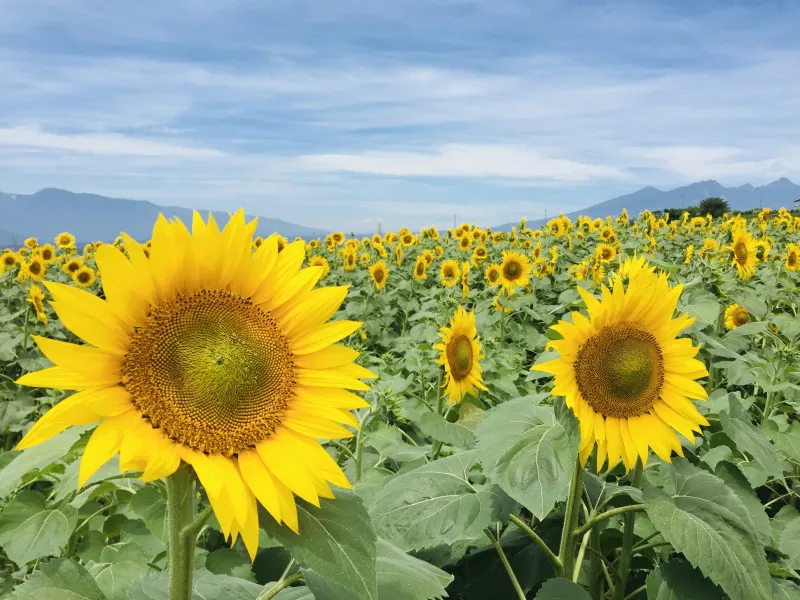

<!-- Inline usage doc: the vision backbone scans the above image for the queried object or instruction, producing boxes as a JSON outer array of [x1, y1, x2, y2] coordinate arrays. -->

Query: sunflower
[[786, 243, 800, 272], [440, 260, 460, 287], [599, 226, 616, 242], [422, 249, 435, 267], [24, 237, 38, 249], [1, 251, 17, 272], [26, 283, 48, 324], [684, 245, 694, 264], [413, 256, 427, 281], [24, 257, 46, 281], [374, 243, 388, 259], [72, 266, 97, 288], [63, 257, 84, 275], [394, 244, 403, 266], [38, 243, 56, 264], [699, 238, 719, 258], [485, 264, 502, 286], [15, 211, 375, 560], [331, 232, 345, 245], [727, 230, 758, 280], [458, 236, 472, 252], [471, 245, 488, 267], [400, 233, 416, 247], [308, 256, 330, 279], [433, 307, 488, 404], [343, 250, 357, 272], [595, 243, 617, 264], [533, 257, 709, 470], [499, 251, 530, 291], [359, 253, 371, 267], [569, 261, 589, 281], [369, 260, 389, 290], [372, 233, 382, 245], [724, 304, 752, 330], [461, 261, 470, 299], [56, 232, 76, 249]]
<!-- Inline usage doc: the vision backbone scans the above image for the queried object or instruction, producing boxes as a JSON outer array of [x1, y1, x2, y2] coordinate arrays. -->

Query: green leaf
[[477, 399, 575, 519], [0, 490, 78, 566], [88, 543, 149, 600], [533, 578, 591, 599], [264, 490, 377, 600], [645, 559, 724, 599], [131, 484, 168, 543], [205, 548, 254, 580], [725, 321, 768, 337], [11, 559, 107, 600], [773, 579, 800, 600], [682, 294, 720, 328], [418, 412, 476, 449], [375, 538, 453, 600], [127, 570, 264, 600], [774, 422, 800, 463], [0, 427, 86, 499], [779, 517, 800, 570], [642, 460, 771, 600], [714, 461, 771, 548], [720, 406, 784, 481], [369, 451, 489, 551]]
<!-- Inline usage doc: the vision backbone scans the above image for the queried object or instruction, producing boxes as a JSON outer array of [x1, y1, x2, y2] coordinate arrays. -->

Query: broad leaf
[[780, 516, 800, 570], [127, 570, 263, 600], [0, 490, 78, 566], [376, 538, 453, 600], [418, 412, 476, 449], [534, 578, 591, 599], [645, 559, 724, 599], [477, 398, 576, 519], [265, 490, 378, 600], [714, 461, 771, 547], [88, 543, 149, 600], [720, 404, 784, 481], [131, 484, 168, 542], [369, 450, 489, 551], [773, 579, 800, 600], [11, 559, 107, 600], [643, 460, 771, 600]]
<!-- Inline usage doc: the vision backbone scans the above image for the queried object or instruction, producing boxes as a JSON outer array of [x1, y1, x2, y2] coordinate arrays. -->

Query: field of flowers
[[0, 207, 799, 600]]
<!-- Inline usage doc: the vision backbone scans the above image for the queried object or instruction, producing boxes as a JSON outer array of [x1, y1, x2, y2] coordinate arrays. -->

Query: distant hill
[[0, 188, 326, 246], [497, 178, 800, 230]]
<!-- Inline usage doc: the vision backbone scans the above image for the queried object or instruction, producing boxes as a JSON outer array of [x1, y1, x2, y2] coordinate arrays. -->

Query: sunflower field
[[0, 207, 799, 600]]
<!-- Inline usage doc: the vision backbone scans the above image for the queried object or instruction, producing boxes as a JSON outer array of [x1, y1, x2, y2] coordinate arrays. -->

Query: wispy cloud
[[1, 0, 799, 229]]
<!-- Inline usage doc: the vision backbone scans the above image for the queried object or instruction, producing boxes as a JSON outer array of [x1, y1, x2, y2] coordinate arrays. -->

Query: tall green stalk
[[611, 459, 643, 600], [559, 457, 585, 576], [166, 465, 196, 600]]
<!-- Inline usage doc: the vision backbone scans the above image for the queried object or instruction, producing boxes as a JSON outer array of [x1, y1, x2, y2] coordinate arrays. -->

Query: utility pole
[[377, 219, 382, 236], [453, 214, 457, 229], [544, 208, 547, 221]]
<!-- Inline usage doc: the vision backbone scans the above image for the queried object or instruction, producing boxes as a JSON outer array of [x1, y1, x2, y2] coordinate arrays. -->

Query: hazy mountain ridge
[[0, 188, 327, 246], [497, 178, 800, 231]]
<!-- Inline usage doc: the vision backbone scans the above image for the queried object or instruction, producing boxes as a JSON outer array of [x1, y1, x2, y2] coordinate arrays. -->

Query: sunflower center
[[734, 309, 750, 326], [375, 268, 385, 282], [789, 253, 797, 266], [415, 263, 424, 276], [76, 271, 91, 284], [504, 261, 521, 279], [733, 241, 748, 264], [575, 322, 664, 418], [122, 290, 295, 456], [447, 335, 474, 380], [29, 262, 42, 275]]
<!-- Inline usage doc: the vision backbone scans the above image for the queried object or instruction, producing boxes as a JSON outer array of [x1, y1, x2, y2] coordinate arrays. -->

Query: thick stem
[[611, 460, 643, 600], [484, 528, 527, 600], [573, 504, 645, 537], [559, 457, 585, 577], [430, 367, 445, 460], [166, 465, 195, 600], [259, 573, 304, 600], [508, 514, 562, 576]]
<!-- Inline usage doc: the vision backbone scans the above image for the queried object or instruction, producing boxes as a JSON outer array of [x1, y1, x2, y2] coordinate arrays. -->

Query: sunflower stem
[[484, 528, 527, 600], [611, 459, 643, 600], [430, 367, 445, 460], [508, 514, 562, 575], [558, 457, 585, 577], [166, 465, 195, 600]]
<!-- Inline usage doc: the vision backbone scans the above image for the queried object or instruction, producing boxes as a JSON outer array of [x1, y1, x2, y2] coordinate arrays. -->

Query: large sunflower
[[499, 251, 530, 291], [434, 306, 488, 404], [728, 230, 758, 280], [533, 258, 708, 471], [15, 211, 375, 559]]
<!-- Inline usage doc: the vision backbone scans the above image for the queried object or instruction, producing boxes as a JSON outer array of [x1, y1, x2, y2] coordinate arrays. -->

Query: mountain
[[0, 188, 326, 246], [498, 178, 800, 231]]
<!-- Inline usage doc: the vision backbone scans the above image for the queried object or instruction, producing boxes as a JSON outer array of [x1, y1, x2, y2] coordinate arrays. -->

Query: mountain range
[[0, 188, 325, 246], [499, 178, 800, 231], [1, 179, 799, 246]]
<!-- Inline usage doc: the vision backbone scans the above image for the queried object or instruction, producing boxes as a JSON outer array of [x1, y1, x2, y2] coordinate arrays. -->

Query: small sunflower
[[461, 261, 470, 299], [413, 256, 427, 281], [359, 253, 371, 267], [458, 236, 472, 252], [471, 245, 488, 267], [728, 230, 758, 280], [1, 251, 17, 272], [485, 264, 502, 286], [533, 257, 709, 471], [308, 256, 330, 279], [400, 233, 416, 247], [785, 243, 799, 272], [27, 284, 48, 324], [38, 243, 56, 264], [15, 212, 375, 559], [433, 307, 488, 404], [369, 260, 389, 290], [684, 245, 694, 264], [56, 232, 76, 249], [63, 257, 84, 275], [24, 237, 38, 249], [331, 232, 345, 245], [394, 244, 403, 266], [422, 249, 435, 267], [343, 250, 357, 272], [595, 243, 617, 264], [499, 251, 530, 291], [25, 257, 46, 281], [724, 304, 752, 330], [72, 266, 97, 288], [440, 260, 460, 287]]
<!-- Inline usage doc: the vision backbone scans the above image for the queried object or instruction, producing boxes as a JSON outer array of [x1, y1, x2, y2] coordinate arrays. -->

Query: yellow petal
[[293, 345, 361, 370], [292, 321, 363, 355], [278, 286, 350, 340], [257, 435, 322, 507], [79, 412, 132, 486], [605, 416, 622, 469], [30, 336, 122, 382], [93, 245, 153, 325], [238, 450, 283, 525]]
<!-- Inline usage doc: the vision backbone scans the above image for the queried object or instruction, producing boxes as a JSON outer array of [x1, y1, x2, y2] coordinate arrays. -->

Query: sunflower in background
[[15, 211, 376, 560], [595, 243, 617, 264], [72, 266, 97, 288], [308, 255, 330, 279], [461, 261, 470, 299], [471, 245, 488, 267], [27, 283, 48, 324], [724, 304, 752, 330], [784, 243, 799, 272], [485, 264, 502, 286], [440, 260, 460, 287], [63, 257, 84, 276], [413, 256, 427, 281], [684, 245, 694, 264], [56, 232, 76, 250], [370, 260, 389, 290], [534, 257, 708, 471], [24, 237, 38, 249], [434, 306, 488, 404], [727, 230, 758, 280], [499, 251, 530, 292], [1, 251, 17, 273], [24, 257, 47, 282]]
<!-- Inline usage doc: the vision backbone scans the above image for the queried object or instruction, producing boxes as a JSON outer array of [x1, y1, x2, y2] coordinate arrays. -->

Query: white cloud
[[295, 144, 629, 181], [0, 126, 223, 158]]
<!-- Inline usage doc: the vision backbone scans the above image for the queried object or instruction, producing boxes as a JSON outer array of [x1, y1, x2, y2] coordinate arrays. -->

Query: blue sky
[[1, 0, 799, 231]]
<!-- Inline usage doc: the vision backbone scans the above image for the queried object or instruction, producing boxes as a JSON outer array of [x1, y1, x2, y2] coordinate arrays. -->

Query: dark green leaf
[[720, 407, 784, 481], [11, 559, 107, 600], [645, 559, 724, 599], [131, 484, 168, 543], [375, 538, 453, 600], [418, 412, 476, 449], [714, 461, 771, 547], [534, 578, 591, 599]]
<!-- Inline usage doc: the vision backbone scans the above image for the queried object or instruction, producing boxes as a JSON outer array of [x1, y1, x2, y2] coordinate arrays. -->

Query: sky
[[1, 0, 799, 231]]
